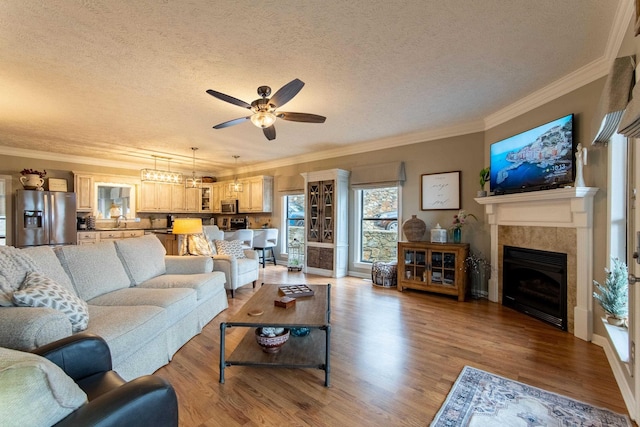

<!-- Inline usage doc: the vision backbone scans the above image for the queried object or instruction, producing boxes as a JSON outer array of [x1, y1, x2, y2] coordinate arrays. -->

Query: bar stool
[[232, 229, 254, 250], [253, 229, 278, 268]]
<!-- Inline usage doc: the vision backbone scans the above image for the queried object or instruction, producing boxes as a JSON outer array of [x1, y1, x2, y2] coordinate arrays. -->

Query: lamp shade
[[172, 218, 203, 235]]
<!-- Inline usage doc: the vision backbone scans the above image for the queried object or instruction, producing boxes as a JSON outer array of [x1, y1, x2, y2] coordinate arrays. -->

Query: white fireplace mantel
[[476, 187, 598, 341]]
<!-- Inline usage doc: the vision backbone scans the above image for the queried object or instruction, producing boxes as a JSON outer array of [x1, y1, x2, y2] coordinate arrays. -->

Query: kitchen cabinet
[[171, 184, 186, 212], [397, 241, 469, 301], [76, 230, 144, 245], [210, 184, 222, 213], [238, 176, 273, 213], [154, 232, 178, 255], [74, 175, 94, 212], [199, 184, 215, 213], [185, 187, 200, 212], [301, 169, 349, 278], [139, 182, 173, 212]]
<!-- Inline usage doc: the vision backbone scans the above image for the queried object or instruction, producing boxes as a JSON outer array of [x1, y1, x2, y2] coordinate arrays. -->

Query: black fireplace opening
[[502, 246, 567, 331]]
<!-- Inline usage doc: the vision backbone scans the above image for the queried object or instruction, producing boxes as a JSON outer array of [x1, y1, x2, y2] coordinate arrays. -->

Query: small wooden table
[[219, 284, 331, 386]]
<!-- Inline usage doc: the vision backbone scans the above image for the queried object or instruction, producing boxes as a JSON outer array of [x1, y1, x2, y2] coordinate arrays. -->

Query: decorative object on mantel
[[477, 167, 490, 197], [430, 223, 447, 243], [449, 210, 476, 244], [19, 169, 46, 190], [593, 257, 628, 326], [402, 215, 426, 242], [574, 142, 587, 187]]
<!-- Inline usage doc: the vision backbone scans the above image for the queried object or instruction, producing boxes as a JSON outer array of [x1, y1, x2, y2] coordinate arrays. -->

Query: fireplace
[[502, 246, 567, 330]]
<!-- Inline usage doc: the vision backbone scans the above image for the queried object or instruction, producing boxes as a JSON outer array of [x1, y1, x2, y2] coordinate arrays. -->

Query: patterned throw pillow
[[12, 272, 89, 332], [214, 240, 246, 259]]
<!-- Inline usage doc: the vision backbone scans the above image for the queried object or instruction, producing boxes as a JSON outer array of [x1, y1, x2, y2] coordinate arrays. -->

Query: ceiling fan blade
[[213, 116, 251, 129], [263, 125, 276, 141], [269, 79, 304, 108], [206, 89, 251, 109], [277, 112, 326, 123]]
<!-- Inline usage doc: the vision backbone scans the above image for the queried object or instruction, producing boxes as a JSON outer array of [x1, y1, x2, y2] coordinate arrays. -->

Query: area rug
[[431, 366, 632, 426]]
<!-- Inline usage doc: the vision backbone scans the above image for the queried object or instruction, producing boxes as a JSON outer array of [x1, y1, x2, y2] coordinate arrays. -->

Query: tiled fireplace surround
[[476, 187, 598, 341]]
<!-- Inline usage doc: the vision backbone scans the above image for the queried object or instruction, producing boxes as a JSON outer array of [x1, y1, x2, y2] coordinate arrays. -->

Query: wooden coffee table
[[219, 283, 331, 386]]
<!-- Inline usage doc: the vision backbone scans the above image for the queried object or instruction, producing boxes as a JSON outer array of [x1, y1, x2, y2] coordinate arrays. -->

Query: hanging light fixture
[[228, 155, 243, 193], [141, 156, 183, 183], [185, 147, 202, 189]]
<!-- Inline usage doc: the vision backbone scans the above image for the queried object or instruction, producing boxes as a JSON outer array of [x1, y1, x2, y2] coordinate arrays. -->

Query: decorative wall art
[[421, 171, 460, 210]]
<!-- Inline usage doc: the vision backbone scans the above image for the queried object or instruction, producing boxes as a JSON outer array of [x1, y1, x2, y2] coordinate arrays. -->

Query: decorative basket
[[402, 215, 426, 242]]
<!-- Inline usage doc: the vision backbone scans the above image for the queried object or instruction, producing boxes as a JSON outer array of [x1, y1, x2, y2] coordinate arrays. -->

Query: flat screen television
[[490, 114, 574, 195]]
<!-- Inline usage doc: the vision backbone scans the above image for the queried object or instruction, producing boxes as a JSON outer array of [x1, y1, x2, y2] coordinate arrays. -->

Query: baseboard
[[591, 333, 636, 421]]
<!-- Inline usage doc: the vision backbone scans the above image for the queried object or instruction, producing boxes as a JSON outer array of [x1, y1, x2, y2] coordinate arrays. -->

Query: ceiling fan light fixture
[[250, 111, 276, 128]]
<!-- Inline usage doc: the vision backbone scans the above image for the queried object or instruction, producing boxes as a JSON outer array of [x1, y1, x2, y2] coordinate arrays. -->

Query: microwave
[[221, 199, 238, 214]]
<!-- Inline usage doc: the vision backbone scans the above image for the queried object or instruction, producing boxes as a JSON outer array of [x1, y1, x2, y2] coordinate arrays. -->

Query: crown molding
[[242, 120, 486, 173]]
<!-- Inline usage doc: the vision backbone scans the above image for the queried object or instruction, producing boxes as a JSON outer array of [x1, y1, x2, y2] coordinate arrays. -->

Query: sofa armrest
[[244, 250, 259, 260], [0, 306, 71, 350], [33, 333, 112, 381], [54, 376, 178, 427], [164, 255, 213, 274]]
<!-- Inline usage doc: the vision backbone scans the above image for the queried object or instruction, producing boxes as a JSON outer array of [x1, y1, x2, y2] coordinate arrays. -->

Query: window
[[284, 194, 305, 253], [358, 187, 398, 263]]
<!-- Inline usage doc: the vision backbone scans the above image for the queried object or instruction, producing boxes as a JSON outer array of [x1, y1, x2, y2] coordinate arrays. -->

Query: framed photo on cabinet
[[421, 171, 460, 210]]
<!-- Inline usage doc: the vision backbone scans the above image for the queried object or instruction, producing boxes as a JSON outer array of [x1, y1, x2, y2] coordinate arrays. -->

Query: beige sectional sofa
[[0, 234, 228, 380]]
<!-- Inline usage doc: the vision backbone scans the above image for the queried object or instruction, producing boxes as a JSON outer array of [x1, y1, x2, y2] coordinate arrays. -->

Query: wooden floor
[[155, 265, 632, 426]]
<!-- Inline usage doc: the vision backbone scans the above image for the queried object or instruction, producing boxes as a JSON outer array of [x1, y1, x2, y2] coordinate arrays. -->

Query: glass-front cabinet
[[398, 241, 469, 301]]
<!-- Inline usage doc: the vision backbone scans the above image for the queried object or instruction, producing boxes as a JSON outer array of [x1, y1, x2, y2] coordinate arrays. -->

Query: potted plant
[[478, 167, 490, 197], [450, 210, 477, 243], [593, 258, 628, 326], [19, 168, 47, 190]]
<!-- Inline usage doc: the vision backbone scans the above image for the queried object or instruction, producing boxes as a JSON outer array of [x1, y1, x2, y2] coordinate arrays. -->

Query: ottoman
[[371, 261, 398, 288]]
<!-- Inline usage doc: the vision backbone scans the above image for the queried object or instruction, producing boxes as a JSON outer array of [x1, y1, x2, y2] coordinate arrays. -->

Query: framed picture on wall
[[421, 171, 460, 210]]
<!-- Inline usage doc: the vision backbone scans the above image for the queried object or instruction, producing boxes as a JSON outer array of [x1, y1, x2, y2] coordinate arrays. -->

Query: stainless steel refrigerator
[[15, 190, 77, 247]]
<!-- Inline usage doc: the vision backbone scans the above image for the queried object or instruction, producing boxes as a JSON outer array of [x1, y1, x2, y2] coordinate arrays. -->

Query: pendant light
[[228, 155, 243, 193], [185, 147, 202, 189], [141, 156, 183, 183]]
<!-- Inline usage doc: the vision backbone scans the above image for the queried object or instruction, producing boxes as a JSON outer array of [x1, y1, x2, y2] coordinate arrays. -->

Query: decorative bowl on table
[[290, 327, 310, 337], [255, 327, 290, 353]]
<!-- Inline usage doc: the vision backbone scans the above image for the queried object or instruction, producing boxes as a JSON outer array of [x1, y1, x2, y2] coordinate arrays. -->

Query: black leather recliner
[[32, 333, 179, 427]]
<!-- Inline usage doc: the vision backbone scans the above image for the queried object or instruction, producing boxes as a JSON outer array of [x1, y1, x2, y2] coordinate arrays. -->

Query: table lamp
[[172, 218, 203, 255]]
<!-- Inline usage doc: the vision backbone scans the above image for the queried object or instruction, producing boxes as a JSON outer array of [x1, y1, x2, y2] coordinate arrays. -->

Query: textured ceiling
[[0, 1, 626, 175]]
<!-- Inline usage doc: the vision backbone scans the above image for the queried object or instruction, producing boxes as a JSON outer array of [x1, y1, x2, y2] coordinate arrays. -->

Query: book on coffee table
[[279, 285, 315, 297]]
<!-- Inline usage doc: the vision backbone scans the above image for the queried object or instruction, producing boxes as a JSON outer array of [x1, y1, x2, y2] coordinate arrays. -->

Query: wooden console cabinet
[[397, 241, 469, 301]]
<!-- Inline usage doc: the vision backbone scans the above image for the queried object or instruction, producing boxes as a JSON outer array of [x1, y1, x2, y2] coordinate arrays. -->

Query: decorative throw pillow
[[0, 347, 87, 427], [214, 240, 246, 259], [13, 272, 89, 332]]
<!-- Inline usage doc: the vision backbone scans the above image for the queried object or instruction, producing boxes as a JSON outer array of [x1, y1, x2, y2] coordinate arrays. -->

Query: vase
[[402, 215, 426, 242], [19, 174, 44, 190], [452, 227, 462, 244]]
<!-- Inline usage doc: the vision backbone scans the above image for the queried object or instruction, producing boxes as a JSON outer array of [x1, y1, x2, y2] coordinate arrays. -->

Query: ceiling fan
[[206, 78, 326, 141]]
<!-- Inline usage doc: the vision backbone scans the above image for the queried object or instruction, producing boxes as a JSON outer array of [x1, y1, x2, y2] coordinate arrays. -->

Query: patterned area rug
[[431, 366, 632, 426]]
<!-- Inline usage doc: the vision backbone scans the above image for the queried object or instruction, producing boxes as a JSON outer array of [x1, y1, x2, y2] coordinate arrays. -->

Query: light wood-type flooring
[[155, 265, 632, 426]]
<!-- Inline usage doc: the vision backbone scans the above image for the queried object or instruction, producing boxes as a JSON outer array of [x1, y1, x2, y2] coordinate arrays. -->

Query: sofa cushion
[[114, 235, 167, 286], [139, 272, 225, 302], [13, 272, 89, 333], [20, 246, 77, 296], [88, 287, 196, 325], [0, 246, 38, 307], [55, 243, 131, 301], [85, 304, 167, 368], [0, 347, 87, 427], [215, 240, 246, 259]]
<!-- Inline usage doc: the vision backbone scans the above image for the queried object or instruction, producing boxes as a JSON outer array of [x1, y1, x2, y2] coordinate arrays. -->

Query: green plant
[[593, 257, 628, 318], [479, 167, 490, 190]]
